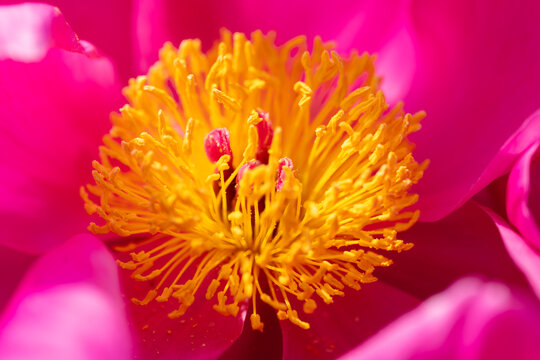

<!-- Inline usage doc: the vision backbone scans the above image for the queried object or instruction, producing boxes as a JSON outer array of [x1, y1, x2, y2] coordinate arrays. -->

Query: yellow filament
[[82, 29, 427, 331]]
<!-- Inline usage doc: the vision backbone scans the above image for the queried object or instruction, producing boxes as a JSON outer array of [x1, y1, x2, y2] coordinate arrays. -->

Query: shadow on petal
[[483, 206, 540, 300], [280, 282, 420, 360], [378, 201, 530, 299], [507, 142, 540, 250]]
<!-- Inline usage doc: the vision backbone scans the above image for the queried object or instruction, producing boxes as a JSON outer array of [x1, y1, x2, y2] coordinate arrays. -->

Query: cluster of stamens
[[81, 30, 427, 331]]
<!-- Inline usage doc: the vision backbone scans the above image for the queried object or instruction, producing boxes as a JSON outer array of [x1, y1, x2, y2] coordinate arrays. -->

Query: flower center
[[81, 30, 427, 331]]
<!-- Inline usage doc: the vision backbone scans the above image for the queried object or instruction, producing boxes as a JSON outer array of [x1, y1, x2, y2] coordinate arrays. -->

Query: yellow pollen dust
[[82, 30, 427, 331]]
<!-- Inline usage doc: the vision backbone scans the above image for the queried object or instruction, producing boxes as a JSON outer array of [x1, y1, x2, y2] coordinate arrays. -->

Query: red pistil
[[255, 111, 274, 164], [276, 157, 293, 191], [204, 128, 233, 163], [237, 160, 261, 185]]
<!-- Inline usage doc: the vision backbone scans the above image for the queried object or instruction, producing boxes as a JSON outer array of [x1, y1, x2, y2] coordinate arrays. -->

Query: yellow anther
[[156, 287, 173, 302], [250, 313, 264, 332], [287, 310, 310, 330], [242, 125, 258, 162], [206, 279, 221, 300], [212, 88, 242, 112], [132, 290, 157, 306], [206, 173, 220, 184], [277, 310, 288, 321], [247, 110, 262, 126], [303, 299, 317, 314], [228, 211, 244, 224], [216, 155, 231, 172], [182, 117, 195, 155], [316, 288, 333, 304], [293, 81, 313, 106]]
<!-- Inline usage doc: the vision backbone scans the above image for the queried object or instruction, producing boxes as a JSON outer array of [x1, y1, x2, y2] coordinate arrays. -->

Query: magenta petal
[[340, 277, 540, 360], [280, 282, 420, 360], [483, 206, 540, 300], [405, 1, 540, 221], [507, 142, 540, 250], [0, 234, 132, 359], [0, 4, 122, 253]]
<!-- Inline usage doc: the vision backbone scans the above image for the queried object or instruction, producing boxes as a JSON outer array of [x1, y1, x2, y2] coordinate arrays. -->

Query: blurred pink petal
[[280, 282, 420, 359], [403, 1, 540, 221], [483, 206, 540, 300], [0, 3, 83, 61], [0, 3, 122, 253], [530, 147, 540, 228], [507, 142, 540, 250], [0, 234, 132, 360], [340, 277, 540, 360], [132, 0, 406, 72], [0, 0, 135, 78], [381, 201, 530, 299]]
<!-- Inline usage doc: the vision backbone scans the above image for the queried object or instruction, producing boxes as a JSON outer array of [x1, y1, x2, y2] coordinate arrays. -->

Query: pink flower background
[[0, 1, 539, 359]]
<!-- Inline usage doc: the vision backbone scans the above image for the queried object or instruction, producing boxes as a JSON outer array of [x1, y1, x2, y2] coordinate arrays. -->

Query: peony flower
[[1, 1, 539, 360]]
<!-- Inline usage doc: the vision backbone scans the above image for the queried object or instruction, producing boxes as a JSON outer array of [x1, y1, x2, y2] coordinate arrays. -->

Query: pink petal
[[132, 0, 407, 71], [482, 206, 540, 300], [0, 3, 122, 253], [0, 234, 131, 359], [402, 1, 540, 221], [376, 27, 416, 104], [119, 267, 246, 359], [507, 142, 540, 250], [381, 201, 530, 299], [280, 282, 420, 360], [340, 277, 540, 360]]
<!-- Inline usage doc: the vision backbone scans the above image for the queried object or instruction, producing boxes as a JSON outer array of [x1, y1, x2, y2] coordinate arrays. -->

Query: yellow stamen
[[82, 30, 428, 331]]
